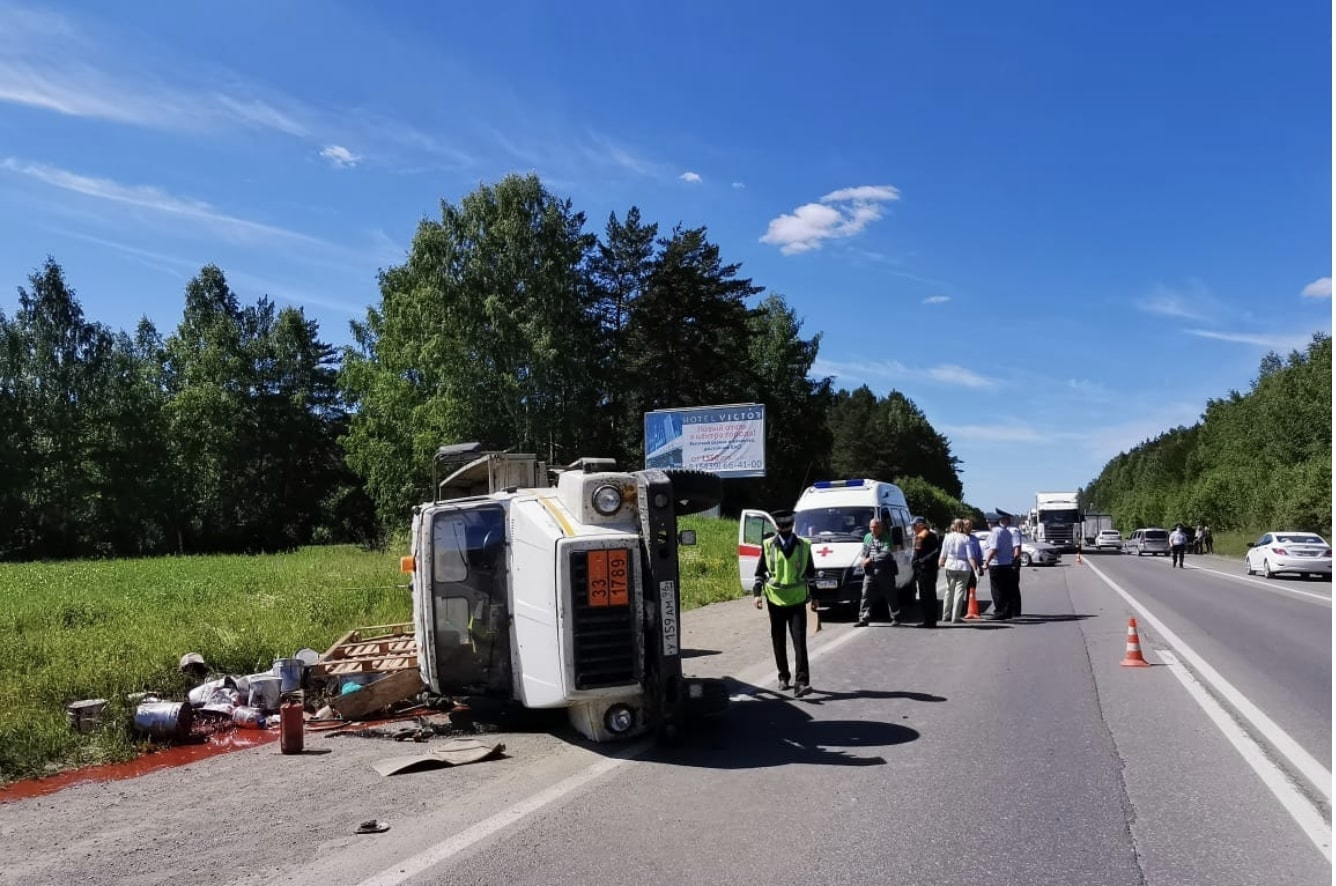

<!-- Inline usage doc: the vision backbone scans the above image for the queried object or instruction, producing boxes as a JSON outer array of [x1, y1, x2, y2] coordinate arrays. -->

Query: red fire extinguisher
[[279, 699, 304, 754]]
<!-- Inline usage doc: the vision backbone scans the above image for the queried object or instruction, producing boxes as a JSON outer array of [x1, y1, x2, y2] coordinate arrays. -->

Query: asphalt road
[[2, 563, 1328, 886], [1083, 549, 1331, 769], [305, 565, 1329, 886]]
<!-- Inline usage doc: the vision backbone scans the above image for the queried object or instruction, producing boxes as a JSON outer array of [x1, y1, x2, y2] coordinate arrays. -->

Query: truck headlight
[[604, 703, 635, 734], [591, 484, 623, 516]]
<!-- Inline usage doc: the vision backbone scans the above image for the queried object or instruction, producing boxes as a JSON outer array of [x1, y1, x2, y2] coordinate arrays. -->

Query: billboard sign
[[643, 403, 766, 478]]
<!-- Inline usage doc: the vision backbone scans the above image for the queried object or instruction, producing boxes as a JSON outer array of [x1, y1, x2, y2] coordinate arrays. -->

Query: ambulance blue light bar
[[813, 479, 865, 488]]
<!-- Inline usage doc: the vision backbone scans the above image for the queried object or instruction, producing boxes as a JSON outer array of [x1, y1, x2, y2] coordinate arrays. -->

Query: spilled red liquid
[[0, 727, 279, 804]]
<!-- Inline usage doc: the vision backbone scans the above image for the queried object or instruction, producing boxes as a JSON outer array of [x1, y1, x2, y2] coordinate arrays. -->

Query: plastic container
[[279, 700, 304, 754], [247, 675, 281, 711], [187, 677, 233, 707], [232, 706, 267, 729], [272, 658, 303, 693]]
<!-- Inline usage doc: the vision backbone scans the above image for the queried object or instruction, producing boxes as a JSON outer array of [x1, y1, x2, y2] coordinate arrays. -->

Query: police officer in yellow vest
[[753, 509, 817, 696]]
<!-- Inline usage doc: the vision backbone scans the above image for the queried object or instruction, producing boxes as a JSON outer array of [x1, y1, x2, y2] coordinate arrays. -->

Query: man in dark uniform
[[753, 509, 817, 696], [910, 516, 941, 628]]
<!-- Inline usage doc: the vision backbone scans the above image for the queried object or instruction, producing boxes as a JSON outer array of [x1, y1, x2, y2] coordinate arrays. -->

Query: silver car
[[1128, 528, 1170, 556], [1017, 533, 1062, 566]]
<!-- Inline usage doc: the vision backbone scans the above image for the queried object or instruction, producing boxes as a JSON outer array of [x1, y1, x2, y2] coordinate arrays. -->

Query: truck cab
[[737, 479, 915, 611], [406, 445, 726, 743]]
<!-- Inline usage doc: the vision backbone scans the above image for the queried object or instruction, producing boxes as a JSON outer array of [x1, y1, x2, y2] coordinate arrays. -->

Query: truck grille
[[568, 551, 638, 689]]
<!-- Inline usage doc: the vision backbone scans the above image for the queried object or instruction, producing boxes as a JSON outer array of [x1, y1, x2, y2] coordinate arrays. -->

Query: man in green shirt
[[753, 509, 817, 696]]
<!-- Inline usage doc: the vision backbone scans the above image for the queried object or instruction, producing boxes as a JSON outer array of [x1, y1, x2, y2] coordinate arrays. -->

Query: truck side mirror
[[678, 529, 697, 547]]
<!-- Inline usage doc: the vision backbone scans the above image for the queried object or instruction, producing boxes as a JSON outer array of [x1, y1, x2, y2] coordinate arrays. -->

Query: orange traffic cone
[[1121, 617, 1150, 667], [1076, 548, 1083, 565], [963, 585, 982, 620]]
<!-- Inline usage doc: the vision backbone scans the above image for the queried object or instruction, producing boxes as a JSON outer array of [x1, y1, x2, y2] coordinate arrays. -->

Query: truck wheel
[[663, 469, 723, 516]]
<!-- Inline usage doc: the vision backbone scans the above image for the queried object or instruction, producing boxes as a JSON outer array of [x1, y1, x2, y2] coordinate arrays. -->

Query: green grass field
[[0, 517, 743, 784]]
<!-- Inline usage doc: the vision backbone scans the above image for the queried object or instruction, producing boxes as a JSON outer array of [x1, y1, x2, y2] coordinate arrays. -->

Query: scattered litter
[[371, 739, 506, 776], [328, 669, 425, 721], [66, 699, 107, 734], [133, 701, 193, 741], [355, 819, 391, 834]]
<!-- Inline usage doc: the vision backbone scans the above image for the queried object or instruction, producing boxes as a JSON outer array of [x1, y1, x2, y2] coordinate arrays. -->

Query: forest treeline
[[2, 173, 1328, 561], [0, 174, 969, 561], [1081, 333, 1331, 536]]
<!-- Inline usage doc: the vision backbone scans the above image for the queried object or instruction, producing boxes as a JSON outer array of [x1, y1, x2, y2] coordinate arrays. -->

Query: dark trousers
[[1171, 545, 1186, 567], [915, 568, 939, 626], [767, 599, 809, 686], [989, 565, 1018, 618]]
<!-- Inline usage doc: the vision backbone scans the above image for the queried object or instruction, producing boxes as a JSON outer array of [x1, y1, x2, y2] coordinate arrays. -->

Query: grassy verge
[[0, 546, 407, 783], [0, 517, 745, 784]]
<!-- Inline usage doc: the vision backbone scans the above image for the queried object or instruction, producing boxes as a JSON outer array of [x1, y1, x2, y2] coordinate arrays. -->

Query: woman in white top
[[938, 518, 979, 623]]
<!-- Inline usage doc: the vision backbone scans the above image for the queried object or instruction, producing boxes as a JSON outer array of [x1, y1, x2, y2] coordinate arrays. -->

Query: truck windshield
[[429, 505, 510, 694], [1038, 508, 1080, 523], [795, 507, 875, 541]]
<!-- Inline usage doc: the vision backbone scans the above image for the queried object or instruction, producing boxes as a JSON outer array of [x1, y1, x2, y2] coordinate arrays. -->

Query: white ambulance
[[737, 479, 916, 612]]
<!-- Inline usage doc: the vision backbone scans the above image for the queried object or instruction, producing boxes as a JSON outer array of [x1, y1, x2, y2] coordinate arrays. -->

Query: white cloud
[[320, 145, 361, 169], [927, 364, 995, 389], [1301, 276, 1332, 298], [1185, 328, 1316, 351], [941, 423, 1041, 443], [731, 181, 745, 189], [679, 171, 702, 184], [1, 157, 325, 247], [760, 184, 901, 255], [810, 357, 909, 386], [1138, 286, 1203, 319], [923, 294, 950, 305], [812, 357, 996, 390], [820, 185, 901, 203]]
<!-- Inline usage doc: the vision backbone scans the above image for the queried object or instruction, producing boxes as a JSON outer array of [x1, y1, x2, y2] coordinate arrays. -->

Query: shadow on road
[[639, 678, 929, 769], [1008, 613, 1096, 623], [680, 648, 722, 659], [793, 688, 946, 706]]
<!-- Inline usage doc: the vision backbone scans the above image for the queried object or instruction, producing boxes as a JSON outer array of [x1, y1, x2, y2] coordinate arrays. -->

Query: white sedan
[[1245, 531, 1332, 580], [1094, 529, 1123, 552]]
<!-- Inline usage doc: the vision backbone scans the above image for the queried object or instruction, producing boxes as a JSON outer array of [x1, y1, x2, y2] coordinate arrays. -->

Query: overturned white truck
[[403, 444, 728, 744]]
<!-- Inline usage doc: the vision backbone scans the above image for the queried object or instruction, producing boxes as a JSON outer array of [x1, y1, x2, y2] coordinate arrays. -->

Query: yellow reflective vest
[[760, 535, 812, 607]]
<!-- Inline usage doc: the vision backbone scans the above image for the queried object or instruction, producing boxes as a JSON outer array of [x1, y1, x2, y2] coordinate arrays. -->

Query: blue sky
[[0, 1, 1330, 513]]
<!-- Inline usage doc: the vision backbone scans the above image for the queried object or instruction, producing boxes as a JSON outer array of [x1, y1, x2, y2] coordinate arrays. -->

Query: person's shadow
[[642, 678, 934, 769]]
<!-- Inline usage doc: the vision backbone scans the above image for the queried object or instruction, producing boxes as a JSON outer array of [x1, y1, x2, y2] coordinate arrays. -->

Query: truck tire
[[663, 469, 723, 516]]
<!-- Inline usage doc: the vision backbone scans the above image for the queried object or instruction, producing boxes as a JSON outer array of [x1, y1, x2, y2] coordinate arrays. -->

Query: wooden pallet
[[312, 622, 419, 677]]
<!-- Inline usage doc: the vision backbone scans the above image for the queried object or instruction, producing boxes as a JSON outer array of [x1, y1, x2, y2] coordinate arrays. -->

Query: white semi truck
[[403, 444, 728, 744], [1032, 491, 1082, 552]]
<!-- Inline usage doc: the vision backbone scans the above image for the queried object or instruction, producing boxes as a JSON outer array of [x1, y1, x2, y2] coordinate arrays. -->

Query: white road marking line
[[355, 747, 640, 886], [1184, 563, 1332, 604], [1086, 561, 1332, 803], [359, 621, 871, 884], [1158, 650, 1332, 862]]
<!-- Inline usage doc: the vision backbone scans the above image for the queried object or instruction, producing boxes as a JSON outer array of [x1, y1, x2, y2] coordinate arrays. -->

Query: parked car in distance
[[1016, 532, 1062, 566], [1094, 529, 1123, 552], [1245, 531, 1333, 580], [1126, 528, 1170, 556]]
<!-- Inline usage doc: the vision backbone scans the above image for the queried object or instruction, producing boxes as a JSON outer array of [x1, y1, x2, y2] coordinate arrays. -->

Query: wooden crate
[[311, 622, 419, 677]]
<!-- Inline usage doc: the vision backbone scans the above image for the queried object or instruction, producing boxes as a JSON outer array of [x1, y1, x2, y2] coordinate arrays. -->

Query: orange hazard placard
[[587, 550, 610, 607], [608, 549, 630, 606]]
